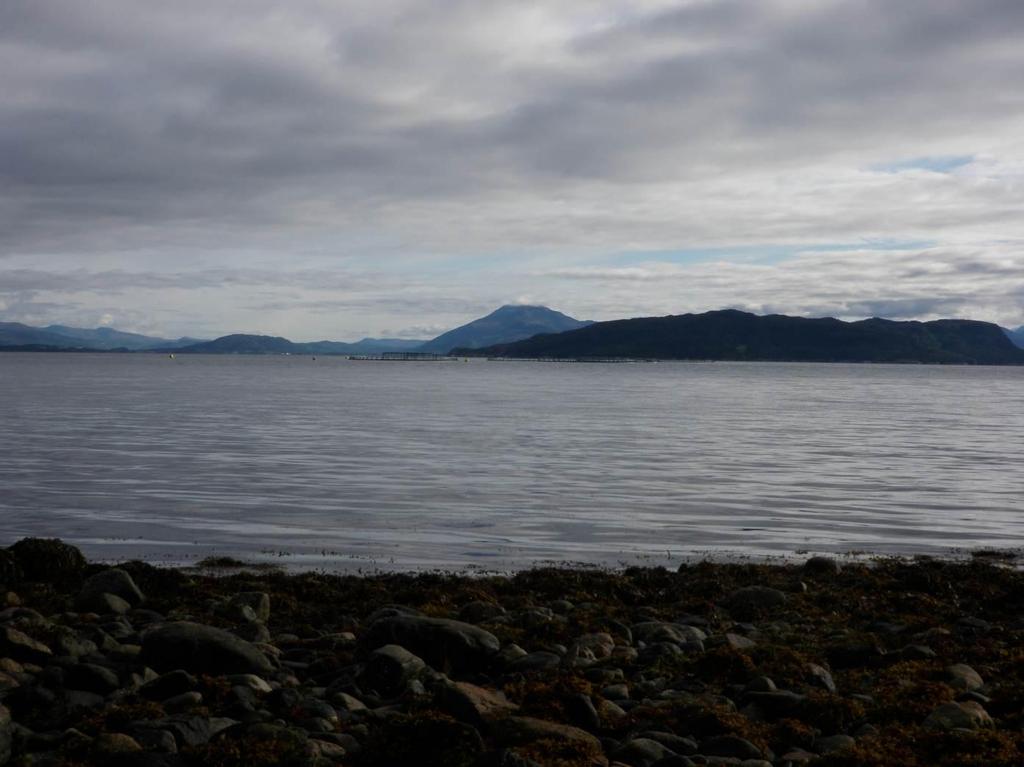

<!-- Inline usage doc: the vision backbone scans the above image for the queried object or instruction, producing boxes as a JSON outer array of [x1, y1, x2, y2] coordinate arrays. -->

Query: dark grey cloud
[[1, 0, 1023, 335]]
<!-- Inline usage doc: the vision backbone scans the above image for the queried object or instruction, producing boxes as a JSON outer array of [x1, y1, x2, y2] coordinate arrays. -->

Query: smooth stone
[[93, 733, 143, 754], [946, 663, 983, 692], [632, 621, 707, 645], [723, 587, 788, 619], [229, 593, 270, 623], [805, 663, 836, 693], [361, 644, 427, 696], [227, 673, 272, 693], [813, 734, 856, 754], [510, 651, 562, 673], [162, 692, 203, 712], [359, 615, 500, 673], [0, 626, 52, 664], [701, 734, 763, 759], [78, 569, 145, 610], [440, 680, 519, 726], [140, 670, 198, 701], [0, 705, 11, 766], [65, 663, 121, 695], [613, 737, 672, 766], [141, 622, 274, 675], [923, 701, 993, 730]]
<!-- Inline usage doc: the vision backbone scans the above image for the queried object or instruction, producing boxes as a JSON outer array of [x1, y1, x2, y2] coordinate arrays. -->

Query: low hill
[[462, 309, 1024, 365], [418, 305, 592, 353], [42, 325, 203, 350], [0, 322, 202, 351], [168, 334, 300, 354], [1005, 326, 1024, 350], [166, 334, 429, 355], [0, 323, 95, 348]]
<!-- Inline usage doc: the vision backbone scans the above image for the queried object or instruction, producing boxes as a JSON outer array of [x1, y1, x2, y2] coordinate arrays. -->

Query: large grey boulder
[[723, 586, 788, 619], [141, 622, 274, 675], [78, 568, 145, 611], [360, 615, 500, 672], [360, 644, 427, 696]]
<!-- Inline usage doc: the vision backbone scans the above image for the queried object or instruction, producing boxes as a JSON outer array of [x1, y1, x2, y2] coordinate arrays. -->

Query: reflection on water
[[1, 353, 1022, 570]]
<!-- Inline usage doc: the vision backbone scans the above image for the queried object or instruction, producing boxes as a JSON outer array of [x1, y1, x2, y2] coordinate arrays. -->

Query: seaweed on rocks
[[1, 538, 1023, 765]]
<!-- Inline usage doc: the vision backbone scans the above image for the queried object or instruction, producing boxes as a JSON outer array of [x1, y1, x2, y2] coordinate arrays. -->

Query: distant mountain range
[[4, 307, 1023, 364], [161, 335, 426, 356], [164, 305, 586, 355], [0, 322, 203, 351], [463, 309, 1024, 365]]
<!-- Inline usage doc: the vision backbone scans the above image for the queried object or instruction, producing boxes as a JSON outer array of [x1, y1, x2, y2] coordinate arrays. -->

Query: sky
[[2, 0, 1023, 341]]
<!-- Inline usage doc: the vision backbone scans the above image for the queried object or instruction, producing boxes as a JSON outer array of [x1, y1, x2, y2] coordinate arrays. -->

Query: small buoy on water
[[312, 356, 317, 361], [168, 354, 175, 359]]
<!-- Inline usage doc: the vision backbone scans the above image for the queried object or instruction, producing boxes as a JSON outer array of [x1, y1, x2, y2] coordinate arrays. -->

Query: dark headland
[[461, 310, 1024, 365], [1, 538, 1022, 766]]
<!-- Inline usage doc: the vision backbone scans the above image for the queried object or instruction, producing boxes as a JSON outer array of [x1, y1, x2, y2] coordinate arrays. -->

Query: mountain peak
[[418, 305, 592, 354]]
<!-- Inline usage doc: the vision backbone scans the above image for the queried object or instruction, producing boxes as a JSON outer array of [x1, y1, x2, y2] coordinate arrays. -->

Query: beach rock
[[898, 644, 937, 661], [440, 680, 518, 725], [565, 693, 601, 732], [614, 737, 673, 766], [510, 651, 562, 672], [361, 644, 426, 696], [64, 662, 121, 694], [724, 633, 757, 651], [141, 622, 274, 675], [745, 676, 776, 693], [946, 663, 984, 692], [94, 732, 143, 754], [78, 568, 145, 610], [805, 663, 836, 693], [7, 538, 86, 583], [491, 716, 604, 754], [360, 615, 500, 672], [567, 632, 616, 665], [632, 621, 706, 645], [639, 732, 698, 755], [723, 587, 788, 619], [0, 626, 52, 664], [140, 670, 197, 701], [229, 592, 270, 623], [923, 701, 993, 730], [813, 734, 855, 754], [0, 705, 11, 766], [137, 715, 238, 747], [701, 734, 763, 759], [227, 673, 272, 693], [744, 690, 806, 717], [803, 556, 842, 575]]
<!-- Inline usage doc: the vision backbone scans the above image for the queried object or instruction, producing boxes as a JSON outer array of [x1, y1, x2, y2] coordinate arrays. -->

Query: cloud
[[1, 0, 1023, 335]]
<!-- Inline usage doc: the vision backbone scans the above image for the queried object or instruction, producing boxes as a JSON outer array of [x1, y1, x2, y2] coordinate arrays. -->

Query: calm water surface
[[1, 353, 1021, 570]]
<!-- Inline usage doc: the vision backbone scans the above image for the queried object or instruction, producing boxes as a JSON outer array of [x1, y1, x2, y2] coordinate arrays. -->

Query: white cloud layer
[[1, 0, 1023, 338]]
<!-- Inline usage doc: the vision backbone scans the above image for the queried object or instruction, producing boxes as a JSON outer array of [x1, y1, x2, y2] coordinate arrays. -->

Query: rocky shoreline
[[0, 539, 1022, 766]]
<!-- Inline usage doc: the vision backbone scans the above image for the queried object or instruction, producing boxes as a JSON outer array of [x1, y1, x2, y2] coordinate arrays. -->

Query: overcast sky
[[2, 0, 1023, 340]]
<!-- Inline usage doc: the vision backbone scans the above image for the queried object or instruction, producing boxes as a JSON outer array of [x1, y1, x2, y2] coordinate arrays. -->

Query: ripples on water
[[1, 353, 1021, 569]]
